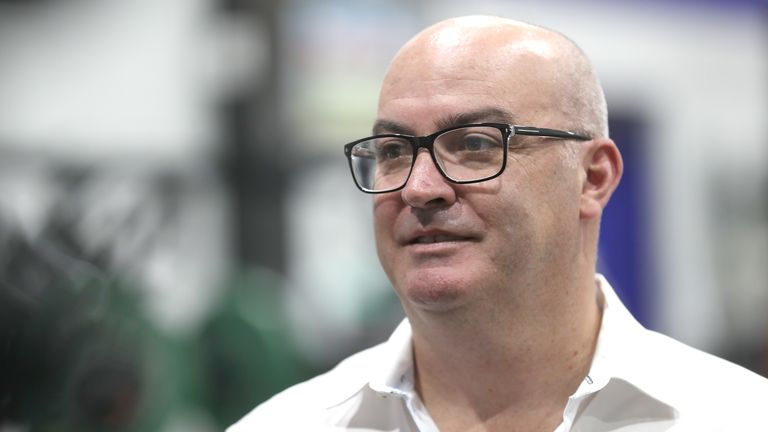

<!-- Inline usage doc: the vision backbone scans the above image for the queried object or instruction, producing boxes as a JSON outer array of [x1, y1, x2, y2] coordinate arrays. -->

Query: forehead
[[377, 31, 565, 133]]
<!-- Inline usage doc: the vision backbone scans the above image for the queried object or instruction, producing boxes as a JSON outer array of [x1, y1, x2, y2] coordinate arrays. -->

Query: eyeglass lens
[[349, 125, 505, 192]]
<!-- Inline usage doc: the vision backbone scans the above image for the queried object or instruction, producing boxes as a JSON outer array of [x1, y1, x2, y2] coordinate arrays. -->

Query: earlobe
[[579, 138, 623, 220]]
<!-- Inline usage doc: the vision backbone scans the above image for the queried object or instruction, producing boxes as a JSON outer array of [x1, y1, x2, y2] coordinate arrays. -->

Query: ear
[[580, 137, 623, 220]]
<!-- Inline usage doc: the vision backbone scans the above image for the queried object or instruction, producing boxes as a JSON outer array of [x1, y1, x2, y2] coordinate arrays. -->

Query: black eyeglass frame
[[343, 122, 591, 194]]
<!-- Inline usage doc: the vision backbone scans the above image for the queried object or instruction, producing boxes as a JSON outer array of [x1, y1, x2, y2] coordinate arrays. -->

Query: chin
[[398, 268, 470, 312]]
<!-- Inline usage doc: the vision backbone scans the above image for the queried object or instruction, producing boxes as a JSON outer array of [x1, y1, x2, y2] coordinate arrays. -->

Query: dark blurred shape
[[75, 356, 142, 430], [598, 110, 653, 327], [0, 180, 318, 431], [199, 268, 312, 428], [0, 216, 154, 431], [217, 0, 290, 276], [0, 0, 51, 4]]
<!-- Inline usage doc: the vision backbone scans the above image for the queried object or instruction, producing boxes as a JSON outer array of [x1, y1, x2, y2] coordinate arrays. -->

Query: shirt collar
[[368, 319, 416, 398], [327, 274, 676, 413], [589, 275, 678, 411], [323, 319, 415, 409], [570, 273, 622, 398]]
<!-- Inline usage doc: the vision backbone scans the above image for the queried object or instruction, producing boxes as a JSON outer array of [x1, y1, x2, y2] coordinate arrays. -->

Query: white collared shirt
[[229, 275, 768, 431]]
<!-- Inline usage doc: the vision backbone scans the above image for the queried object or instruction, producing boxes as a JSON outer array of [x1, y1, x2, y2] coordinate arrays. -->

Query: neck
[[407, 272, 603, 431]]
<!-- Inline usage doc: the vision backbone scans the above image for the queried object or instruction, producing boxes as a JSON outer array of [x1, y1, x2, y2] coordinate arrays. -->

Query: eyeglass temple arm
[[514, 126, 590, 141]]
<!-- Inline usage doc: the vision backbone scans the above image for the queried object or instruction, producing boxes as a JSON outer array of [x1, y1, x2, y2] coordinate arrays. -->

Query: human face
[[372, 32, 585, 314]]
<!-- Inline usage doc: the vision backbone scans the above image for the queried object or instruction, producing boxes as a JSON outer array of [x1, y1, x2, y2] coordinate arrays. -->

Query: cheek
[[487, 164, 572, 252], [372, 196, 401, 266], [512, 151, 581, 217], [531, 164, 584, 255], [544, 164, 583, 219]]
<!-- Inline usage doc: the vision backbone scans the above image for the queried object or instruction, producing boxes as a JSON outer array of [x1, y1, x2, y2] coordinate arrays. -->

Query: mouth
[[405, 227, 480, 246], [410, 234, 472, 245]]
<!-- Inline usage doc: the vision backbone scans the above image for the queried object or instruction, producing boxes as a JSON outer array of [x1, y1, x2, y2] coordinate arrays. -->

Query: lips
[[396, 212, 483, 247], [411, 234, 472, 244], [404, 228, 479, 246]]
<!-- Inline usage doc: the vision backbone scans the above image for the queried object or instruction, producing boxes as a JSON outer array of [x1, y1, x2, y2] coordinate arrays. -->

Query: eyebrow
[[372, 107, 517, 136]]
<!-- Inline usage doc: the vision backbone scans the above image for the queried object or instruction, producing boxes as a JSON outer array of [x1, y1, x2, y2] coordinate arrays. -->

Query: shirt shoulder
[[646, 329, 767, 389], [227, 341, 389, 432], [633, 329, 768, 426], [596, 276, 768, 414]]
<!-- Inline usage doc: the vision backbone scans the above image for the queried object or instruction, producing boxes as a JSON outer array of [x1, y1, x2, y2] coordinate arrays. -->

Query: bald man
[[230, 16, 768, 432]]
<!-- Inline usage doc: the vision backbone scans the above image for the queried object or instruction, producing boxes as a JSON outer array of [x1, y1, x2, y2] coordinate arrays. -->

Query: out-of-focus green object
[[1, 218, 313, 431], [198, 268, 311, 429], [0, 216, 217, 432], [0, 228, 167, 431]]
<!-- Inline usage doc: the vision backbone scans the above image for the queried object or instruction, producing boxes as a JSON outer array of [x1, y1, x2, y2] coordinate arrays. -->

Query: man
[[230, 16, 768, 431]]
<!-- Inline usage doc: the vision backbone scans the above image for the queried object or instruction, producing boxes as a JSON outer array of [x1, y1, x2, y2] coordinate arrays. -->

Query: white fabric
[[229, 275, 768, 431]]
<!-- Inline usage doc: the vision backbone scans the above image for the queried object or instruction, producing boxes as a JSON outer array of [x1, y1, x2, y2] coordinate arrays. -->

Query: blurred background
[[0, 0, 766, 430]]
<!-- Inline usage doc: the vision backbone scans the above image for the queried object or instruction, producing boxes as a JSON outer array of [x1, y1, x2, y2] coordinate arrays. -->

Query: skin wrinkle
[[371, 15, 622, 432], [373, 107, 518, 137]]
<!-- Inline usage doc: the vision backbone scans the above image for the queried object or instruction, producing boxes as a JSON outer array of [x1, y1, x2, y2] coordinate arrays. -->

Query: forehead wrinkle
[[373, 107, 518, 137], [372, 119, 413, 135], [435, 107, 517, 131], [380, 78, 500, 105]]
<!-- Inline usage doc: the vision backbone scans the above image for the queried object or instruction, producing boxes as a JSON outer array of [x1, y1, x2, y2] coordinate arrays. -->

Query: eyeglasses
[[343, 123, 590, 194]]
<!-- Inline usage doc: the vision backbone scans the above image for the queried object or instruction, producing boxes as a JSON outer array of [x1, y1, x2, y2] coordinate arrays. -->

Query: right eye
[[377, 140, 409, 161]]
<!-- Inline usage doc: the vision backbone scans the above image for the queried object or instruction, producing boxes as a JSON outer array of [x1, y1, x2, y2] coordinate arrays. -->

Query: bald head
[[380, 16, 608, 139]]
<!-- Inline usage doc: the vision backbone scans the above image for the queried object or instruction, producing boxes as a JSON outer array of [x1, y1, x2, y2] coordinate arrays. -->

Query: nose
[[401, 150, 457, 209]]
